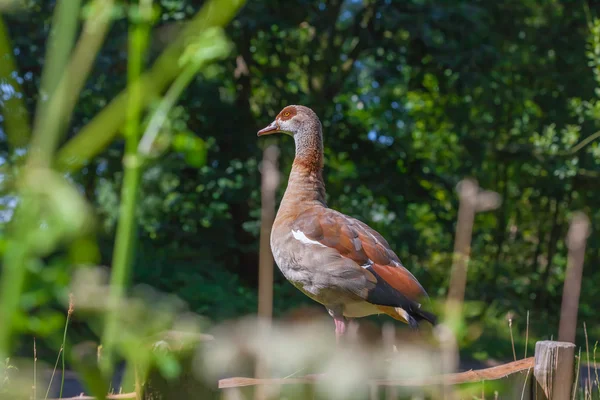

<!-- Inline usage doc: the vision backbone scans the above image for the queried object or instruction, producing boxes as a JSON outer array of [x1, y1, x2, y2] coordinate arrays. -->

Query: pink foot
[[334, 316, 348, 344]]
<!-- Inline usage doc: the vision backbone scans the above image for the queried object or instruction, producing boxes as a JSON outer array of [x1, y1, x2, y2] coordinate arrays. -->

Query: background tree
[[1, 0, 599, 366]]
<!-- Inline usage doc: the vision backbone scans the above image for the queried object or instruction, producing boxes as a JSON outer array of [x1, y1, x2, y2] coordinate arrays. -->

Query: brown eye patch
[[278, 106, 297, 121]]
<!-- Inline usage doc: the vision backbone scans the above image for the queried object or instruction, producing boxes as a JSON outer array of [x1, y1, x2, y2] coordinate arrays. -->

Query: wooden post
[[255, 144, 280, 400], [257, 144, 280, 322], [440, 179, 479, 400], [445, 179, 478, 313], [558, 213, 590, 344], [533, 341, 576, 400]]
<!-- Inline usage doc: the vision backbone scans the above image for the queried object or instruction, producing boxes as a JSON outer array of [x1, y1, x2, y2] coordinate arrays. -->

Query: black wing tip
[[406, 310, 437, 331], [412, 309, 438, 326]]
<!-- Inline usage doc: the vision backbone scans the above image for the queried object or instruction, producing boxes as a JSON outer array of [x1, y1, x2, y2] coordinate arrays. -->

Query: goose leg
[[327, 307, 349, 344], [333, 315, 348, 343]]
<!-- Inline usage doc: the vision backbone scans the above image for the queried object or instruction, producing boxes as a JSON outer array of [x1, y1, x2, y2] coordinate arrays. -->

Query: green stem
[[115, 34, 205, 400], [58, 311, 72, 398], [99, 6, 149, 376], [138, 63, 202, 155], [44, 346, 63, 399]]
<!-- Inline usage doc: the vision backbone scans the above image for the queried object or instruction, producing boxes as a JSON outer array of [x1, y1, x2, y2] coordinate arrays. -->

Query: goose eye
[[283, 111, 290, 117]]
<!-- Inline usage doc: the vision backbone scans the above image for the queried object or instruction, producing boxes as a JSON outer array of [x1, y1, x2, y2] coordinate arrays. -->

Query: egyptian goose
[[258, 105, 436, 342]]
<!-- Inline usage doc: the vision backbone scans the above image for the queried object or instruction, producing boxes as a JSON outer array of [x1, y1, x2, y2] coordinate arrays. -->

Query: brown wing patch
[[354, 219, 401, 263], [295, 208, 371, 265], [358, 231, 390, 265], [292, 207, 428, 302], [336, 224, 361, 258]]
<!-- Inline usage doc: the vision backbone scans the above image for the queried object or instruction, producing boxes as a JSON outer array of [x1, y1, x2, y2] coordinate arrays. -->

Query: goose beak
[[257, 120, 280, 136]]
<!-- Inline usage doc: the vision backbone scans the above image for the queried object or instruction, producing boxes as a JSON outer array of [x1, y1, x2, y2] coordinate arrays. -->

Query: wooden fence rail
[[219, 357, 535, 388], [219, 340, 577, 400]]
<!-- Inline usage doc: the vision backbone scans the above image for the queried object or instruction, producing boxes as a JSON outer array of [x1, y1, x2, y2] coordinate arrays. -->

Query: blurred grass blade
[[29, 0, 82, 168], [0, 16, 30, 147], [55, 0, 116, 133], [34, 0, 82, 112], [55, 0, 246, 173], [30, 0, 114, 167]]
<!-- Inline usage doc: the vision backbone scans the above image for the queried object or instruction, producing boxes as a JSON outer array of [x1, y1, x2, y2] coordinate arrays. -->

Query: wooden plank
[[533, 341, 576, 400], [218, 357, 534, 389]]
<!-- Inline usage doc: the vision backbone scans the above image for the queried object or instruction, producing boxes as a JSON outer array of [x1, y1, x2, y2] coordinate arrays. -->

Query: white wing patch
[[361, 259, 373, 269], [291, 229, 327, 247]]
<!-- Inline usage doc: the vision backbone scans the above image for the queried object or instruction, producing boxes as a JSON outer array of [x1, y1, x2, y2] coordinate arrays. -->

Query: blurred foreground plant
[[0, 0, 244, 398], [201, 315, 523, 400]]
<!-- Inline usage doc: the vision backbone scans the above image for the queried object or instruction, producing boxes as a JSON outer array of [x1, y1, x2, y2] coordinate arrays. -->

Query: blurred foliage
[[0, 0, 600, 388]]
